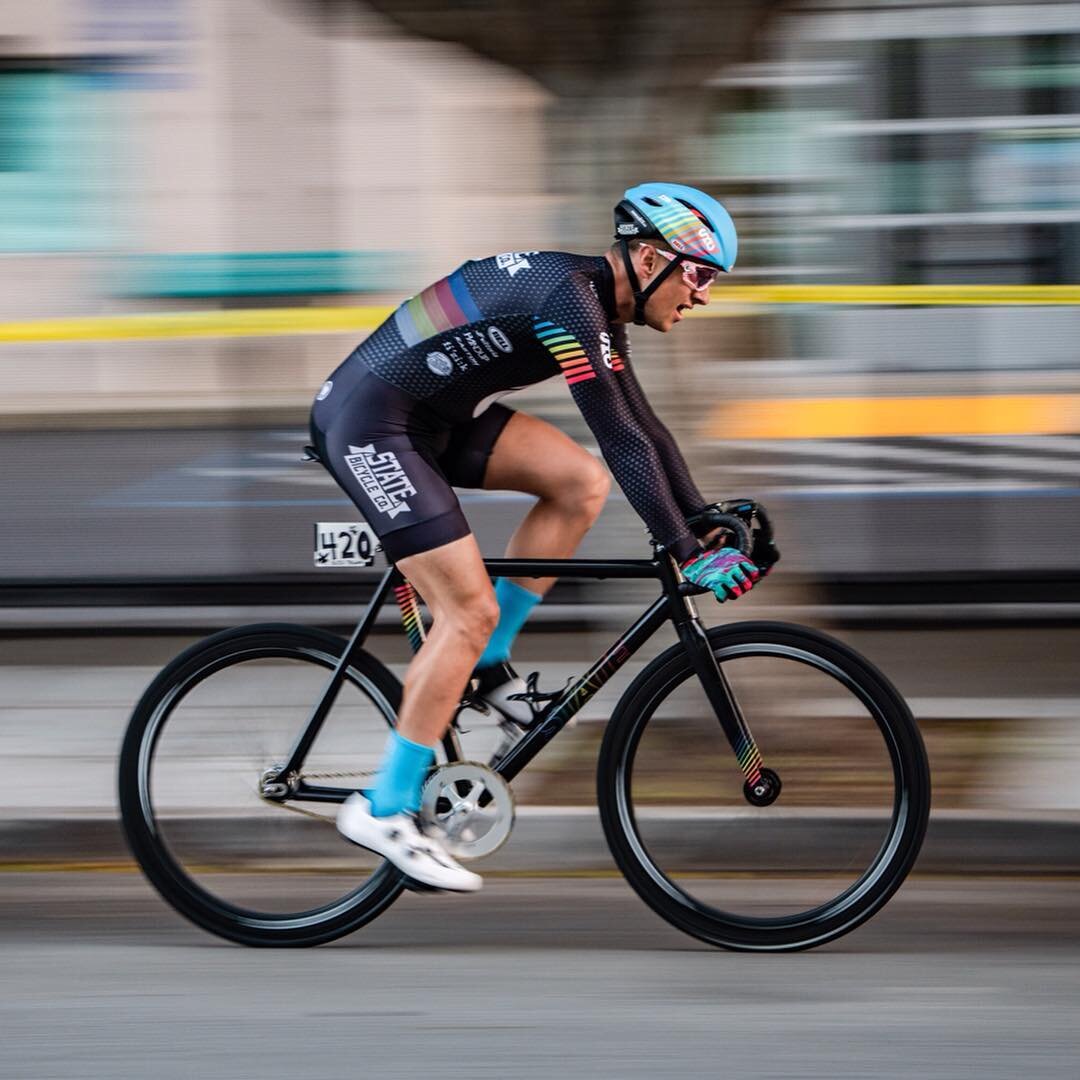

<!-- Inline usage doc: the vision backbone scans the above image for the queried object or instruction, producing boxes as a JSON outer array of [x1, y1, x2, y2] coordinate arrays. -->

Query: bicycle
[[118, 498, 930, 952]]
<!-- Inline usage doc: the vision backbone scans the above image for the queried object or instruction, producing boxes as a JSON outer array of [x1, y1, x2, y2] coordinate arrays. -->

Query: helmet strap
[[619, 238, 682, 326]]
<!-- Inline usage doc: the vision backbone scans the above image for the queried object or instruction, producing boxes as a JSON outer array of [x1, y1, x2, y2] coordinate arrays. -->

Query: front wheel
[[597, 622, 930, 951], [119, 623, 417, 947]]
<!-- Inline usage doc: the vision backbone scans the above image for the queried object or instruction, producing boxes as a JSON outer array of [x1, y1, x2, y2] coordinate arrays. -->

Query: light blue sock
[[477, 577, 543, 668], [368, 729, 435, 817]]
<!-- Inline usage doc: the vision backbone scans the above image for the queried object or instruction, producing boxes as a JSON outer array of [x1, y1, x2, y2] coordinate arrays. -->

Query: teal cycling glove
[[680, 547, 760, 601]]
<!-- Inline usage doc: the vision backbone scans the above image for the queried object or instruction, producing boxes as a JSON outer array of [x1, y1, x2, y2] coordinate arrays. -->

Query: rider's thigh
[[397, 533, 498, 640], [484, 412, 610, 505]]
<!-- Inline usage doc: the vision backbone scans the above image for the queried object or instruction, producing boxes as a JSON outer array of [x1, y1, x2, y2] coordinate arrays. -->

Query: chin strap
[[619, 238, 683, 325]]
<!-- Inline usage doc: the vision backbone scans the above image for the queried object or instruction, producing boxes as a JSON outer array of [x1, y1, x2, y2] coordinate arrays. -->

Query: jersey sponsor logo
[[496, 251, 536, 278], [426, 351, 453, 376], [488, 326, 513, 353], [439, 330, 495, 368], [599, 331, 613, 369], [344, 444, 417, 519], [316, 380, 334, 401]]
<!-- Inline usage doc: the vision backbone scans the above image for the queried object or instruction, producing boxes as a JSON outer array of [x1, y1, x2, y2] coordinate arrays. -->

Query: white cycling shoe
[[337, 793, 482, 893], [474, 660, 536, 728]]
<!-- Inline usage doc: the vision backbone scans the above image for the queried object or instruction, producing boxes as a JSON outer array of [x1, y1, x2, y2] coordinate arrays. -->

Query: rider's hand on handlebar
[[687, 500, 780, 578], [698, 524, 734, 551], [680, 547, 760, 602]]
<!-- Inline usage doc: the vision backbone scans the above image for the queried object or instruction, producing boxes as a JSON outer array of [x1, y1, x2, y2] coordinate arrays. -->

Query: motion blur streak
[[3, 285, 1079, 345], [710, 393, 1080, 438], [2, 0, 1080, 1073]]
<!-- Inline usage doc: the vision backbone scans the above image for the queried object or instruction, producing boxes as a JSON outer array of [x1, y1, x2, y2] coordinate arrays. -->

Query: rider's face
[[638, 247, 712, 332]]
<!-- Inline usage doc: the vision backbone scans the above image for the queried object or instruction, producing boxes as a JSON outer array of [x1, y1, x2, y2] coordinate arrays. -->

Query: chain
[[257, 769, 376, 825], [297, 770, 376, 781]]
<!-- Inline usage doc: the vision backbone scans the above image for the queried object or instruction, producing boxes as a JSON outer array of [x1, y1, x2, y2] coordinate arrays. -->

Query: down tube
[[493, 596, 671, 783]]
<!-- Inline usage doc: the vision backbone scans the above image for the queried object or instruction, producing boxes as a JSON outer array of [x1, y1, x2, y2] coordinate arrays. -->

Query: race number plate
[[314, 522, 380, 567]]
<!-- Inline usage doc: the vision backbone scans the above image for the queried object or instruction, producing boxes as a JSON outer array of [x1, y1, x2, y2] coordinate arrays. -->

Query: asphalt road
[[1, 873, 1077, 1079]]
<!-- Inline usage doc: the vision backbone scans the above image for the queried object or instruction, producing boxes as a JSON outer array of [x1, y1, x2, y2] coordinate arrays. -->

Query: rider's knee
[[572, 455, 610, 519]]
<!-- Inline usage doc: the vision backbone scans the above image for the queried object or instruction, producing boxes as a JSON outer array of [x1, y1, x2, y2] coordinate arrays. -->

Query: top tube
[[481, 557, 660, 581]]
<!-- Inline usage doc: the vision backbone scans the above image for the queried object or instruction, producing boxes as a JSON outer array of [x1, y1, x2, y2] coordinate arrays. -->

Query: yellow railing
[[2, 285, 1078, 345]]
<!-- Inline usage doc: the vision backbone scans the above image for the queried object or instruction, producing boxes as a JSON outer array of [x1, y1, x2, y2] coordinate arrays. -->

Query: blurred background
[[3, 0, 1079, 803], [2, 0, 1079, 585], [2, 2, 1080, 1075]]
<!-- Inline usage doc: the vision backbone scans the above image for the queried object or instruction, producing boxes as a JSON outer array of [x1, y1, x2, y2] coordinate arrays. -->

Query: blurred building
[[2, 0, 1079, 584], [0, 0, 552, 418], [702, 1, 1080, 369]]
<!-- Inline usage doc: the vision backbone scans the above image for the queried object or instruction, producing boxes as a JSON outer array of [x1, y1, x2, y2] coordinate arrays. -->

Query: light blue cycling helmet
[[615, 182, 738, 271], [613, 182, 737, 324]]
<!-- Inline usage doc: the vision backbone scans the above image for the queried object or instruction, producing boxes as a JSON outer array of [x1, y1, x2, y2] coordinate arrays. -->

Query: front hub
[[743, 767, 781, 807]]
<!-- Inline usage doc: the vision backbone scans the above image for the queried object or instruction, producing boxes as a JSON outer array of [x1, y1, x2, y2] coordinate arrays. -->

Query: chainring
[[419, 762, 515, 860]]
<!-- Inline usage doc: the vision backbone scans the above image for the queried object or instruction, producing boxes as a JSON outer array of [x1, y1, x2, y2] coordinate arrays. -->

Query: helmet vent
[[643, 196, 663, 207], [678, 199, 708, 224]]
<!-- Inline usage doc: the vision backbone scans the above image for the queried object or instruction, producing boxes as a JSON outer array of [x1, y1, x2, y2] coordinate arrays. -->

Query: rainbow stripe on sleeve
[[534, 319, 596, 385], [394, 268, 483, 347]]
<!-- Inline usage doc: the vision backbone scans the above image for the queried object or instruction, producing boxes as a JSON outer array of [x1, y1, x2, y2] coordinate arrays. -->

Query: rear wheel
[[119, 623, 440, 946], [597, 622, 930, 951]]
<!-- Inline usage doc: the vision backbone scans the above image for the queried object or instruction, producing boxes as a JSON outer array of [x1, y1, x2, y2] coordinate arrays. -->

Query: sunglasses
[[654, 247, 721, 291]]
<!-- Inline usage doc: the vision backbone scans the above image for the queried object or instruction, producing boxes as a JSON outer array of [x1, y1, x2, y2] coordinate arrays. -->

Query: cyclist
[[310, 182, 760, 891]]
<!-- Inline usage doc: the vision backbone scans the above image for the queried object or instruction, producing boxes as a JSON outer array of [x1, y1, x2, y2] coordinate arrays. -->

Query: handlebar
[[685, 499, 781, 574]]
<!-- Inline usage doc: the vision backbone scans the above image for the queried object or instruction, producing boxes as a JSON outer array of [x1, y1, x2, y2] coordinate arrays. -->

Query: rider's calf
[[430, 586, 500, 657]]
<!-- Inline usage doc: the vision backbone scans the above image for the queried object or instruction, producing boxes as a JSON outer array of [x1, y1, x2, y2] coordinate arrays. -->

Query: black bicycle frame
[[282, 555, 766, 806]]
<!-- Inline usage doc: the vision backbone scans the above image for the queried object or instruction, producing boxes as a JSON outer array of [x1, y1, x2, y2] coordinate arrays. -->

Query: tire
[[597, 621, 930, 952], [119, 623, 421, 947]]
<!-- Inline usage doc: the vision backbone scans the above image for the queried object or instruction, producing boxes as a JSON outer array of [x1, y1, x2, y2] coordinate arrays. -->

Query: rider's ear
[[636, 244, 657, 277]]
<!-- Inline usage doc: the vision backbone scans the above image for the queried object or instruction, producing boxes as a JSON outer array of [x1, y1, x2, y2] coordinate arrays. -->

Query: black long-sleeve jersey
[[345, 250, 706, 562]]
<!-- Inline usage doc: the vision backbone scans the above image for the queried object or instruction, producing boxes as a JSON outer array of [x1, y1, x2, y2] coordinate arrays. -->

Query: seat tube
[[661, 559, 765, 789]]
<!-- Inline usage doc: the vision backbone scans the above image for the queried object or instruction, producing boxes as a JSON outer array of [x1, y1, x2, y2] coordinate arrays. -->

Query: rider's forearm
[[592, 431, 699, 562], [647, 419, 708, 517], [607, 353, 707, 516]]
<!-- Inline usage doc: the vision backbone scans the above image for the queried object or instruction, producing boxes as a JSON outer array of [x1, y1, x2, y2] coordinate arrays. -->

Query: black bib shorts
[[310, 357, 514, 563]]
